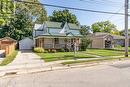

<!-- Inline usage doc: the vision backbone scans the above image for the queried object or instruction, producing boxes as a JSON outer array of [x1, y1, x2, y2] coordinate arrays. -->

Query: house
[[89, 32, 125, 49], [33, 21, 82, 51], [0, 37, 17, 57]]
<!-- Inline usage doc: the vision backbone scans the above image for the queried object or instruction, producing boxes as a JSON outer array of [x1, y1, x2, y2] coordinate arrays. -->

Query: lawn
[[61, 57, 124, 65], [36, 52, 96, 62], [0, 50, 18, 66], [86, 49, 124, 57], [36, 49, 128, 62]]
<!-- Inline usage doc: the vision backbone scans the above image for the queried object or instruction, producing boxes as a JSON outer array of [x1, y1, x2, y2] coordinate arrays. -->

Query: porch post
[[52, 38, 55, 48]]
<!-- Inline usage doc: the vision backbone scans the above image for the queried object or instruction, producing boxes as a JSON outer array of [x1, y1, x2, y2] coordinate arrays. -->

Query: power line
[[99, 0, 123, 4], [107, 6, 124, 20], [80, 0, 123, 7], [14, 0, 129, 16]]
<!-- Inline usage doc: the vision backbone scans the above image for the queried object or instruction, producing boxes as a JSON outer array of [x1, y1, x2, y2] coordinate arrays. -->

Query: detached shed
[[89, 32, 125, 49], [19, 37, 34, 50], [0, 37, 17, 56]]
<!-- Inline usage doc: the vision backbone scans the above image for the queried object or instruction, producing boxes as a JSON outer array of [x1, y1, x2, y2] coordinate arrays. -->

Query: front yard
[[86, 49, 124, 57], [36, 49, 127, 62], [37, 52, 95, 62]]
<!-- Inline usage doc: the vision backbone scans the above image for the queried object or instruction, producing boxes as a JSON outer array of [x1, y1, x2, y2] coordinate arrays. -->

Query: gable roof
[[89, 32, 125, 39], [0, 37, 17, 42], [68, 23, 80, 29], [45, 21, 63, 29], [45, 21, 80, 29], [34, 24, 44, 30]]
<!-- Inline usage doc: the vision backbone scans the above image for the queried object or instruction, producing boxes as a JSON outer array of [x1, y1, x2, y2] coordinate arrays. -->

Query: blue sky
[[40, 0, 126, 31]]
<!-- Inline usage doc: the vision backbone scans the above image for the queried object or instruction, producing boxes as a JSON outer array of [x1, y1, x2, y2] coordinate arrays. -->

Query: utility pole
[[125, 0, 129, 57]]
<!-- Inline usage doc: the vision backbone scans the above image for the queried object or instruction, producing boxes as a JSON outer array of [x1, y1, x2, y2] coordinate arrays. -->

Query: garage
[[19, 37, 34, 50]]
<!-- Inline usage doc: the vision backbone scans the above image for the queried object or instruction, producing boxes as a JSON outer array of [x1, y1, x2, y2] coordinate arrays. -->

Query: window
[[54, 38, 59, 44]]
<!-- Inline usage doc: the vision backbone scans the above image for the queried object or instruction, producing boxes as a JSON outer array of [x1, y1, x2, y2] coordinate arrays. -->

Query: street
[[0, 61, 130, 87]]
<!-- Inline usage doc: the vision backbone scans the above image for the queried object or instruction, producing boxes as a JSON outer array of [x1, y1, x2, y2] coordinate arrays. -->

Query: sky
[[40, 0, 127, 31]]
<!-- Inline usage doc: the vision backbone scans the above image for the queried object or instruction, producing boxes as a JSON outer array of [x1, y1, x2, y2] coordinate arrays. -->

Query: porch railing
[[44, 44, 66, 49]]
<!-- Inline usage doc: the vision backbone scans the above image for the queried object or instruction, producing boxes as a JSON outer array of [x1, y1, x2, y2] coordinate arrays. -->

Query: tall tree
[[0, 0, 14, 26], [80, 25, 92, 51], [16, 0, 47, 24], [0, 9, 32, 41], [91, 21, 119, 35], [0, 0, 48, 40], [49, 9, 79, 24]]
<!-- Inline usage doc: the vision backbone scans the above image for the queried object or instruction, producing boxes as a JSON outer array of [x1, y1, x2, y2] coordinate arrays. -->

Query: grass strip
[[0, 50, 18, 66], [61, 57, 125, 65]]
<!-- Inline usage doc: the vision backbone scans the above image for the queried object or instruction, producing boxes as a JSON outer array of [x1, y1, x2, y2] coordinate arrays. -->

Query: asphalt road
[[1, 61, 130, 87]]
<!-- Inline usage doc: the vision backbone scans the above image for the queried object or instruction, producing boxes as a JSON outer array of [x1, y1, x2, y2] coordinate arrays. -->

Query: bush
[[44, 50, 48, 53], [59, 48, 65, 52], [51, 49, 57, 53], [34, 47, 44, 53], [80, 38, 92, 51]]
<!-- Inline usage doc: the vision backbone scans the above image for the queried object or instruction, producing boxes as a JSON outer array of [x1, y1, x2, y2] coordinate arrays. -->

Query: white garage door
[[19, 38, 34, 50]]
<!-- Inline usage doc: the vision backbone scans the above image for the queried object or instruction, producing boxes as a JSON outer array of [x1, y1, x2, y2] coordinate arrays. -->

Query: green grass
[[36, 52, 96, 62], [61, 57, 124, 65], [86, 49, 124, 57], [36, 49, 130, 62], [0, 50, 18, 66]]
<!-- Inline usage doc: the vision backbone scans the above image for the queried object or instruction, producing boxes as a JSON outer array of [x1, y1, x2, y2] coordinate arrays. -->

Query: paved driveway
[[8, 50, 44, 68]]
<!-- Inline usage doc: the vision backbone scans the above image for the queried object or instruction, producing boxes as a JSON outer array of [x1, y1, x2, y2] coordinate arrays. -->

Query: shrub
[[44, 50, 48, 53], [34, 47, 44, 53], [51, 49, 57, 53], [59, 48, 65, 52], [65, 48, 71, 52], [80, 38, 92, 51]]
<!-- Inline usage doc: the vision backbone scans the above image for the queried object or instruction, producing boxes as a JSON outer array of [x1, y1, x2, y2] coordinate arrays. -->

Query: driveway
[[8, 50, 44, 68]]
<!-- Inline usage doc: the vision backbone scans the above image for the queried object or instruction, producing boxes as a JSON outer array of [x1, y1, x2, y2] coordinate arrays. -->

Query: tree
[[0, 9, 32, 41], [0, 0, 47, 40], [0, 0, 14, 26], [91, 21, 119, 35], [16, 0, 47, 24], [80, 25, 92, 51], [120, 29, 130, 36], [49, 9, 79, 24], [80, 25, 91, 36]]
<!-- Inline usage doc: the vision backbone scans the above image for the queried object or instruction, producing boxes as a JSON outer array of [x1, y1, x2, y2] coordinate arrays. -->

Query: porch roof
[[34, 33, 82, 39]]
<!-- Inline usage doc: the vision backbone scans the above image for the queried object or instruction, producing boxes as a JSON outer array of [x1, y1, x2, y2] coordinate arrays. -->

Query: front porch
[[35, 38, 81, 50]]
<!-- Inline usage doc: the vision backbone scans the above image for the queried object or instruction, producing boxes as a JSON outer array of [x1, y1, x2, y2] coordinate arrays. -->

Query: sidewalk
[[0, 53, 126, 77]]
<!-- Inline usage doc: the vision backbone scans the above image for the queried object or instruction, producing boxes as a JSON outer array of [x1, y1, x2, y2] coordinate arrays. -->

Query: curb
[[0, 58, 129, 77], [0, 62, 101, 77]]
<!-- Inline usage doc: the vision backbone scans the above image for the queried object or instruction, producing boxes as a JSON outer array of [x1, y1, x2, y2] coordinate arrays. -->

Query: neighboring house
[[0, 37, 17, 57], [19, 37, 34, 50], [33, 21, 82, 51], [89, 32, 125, 49]]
